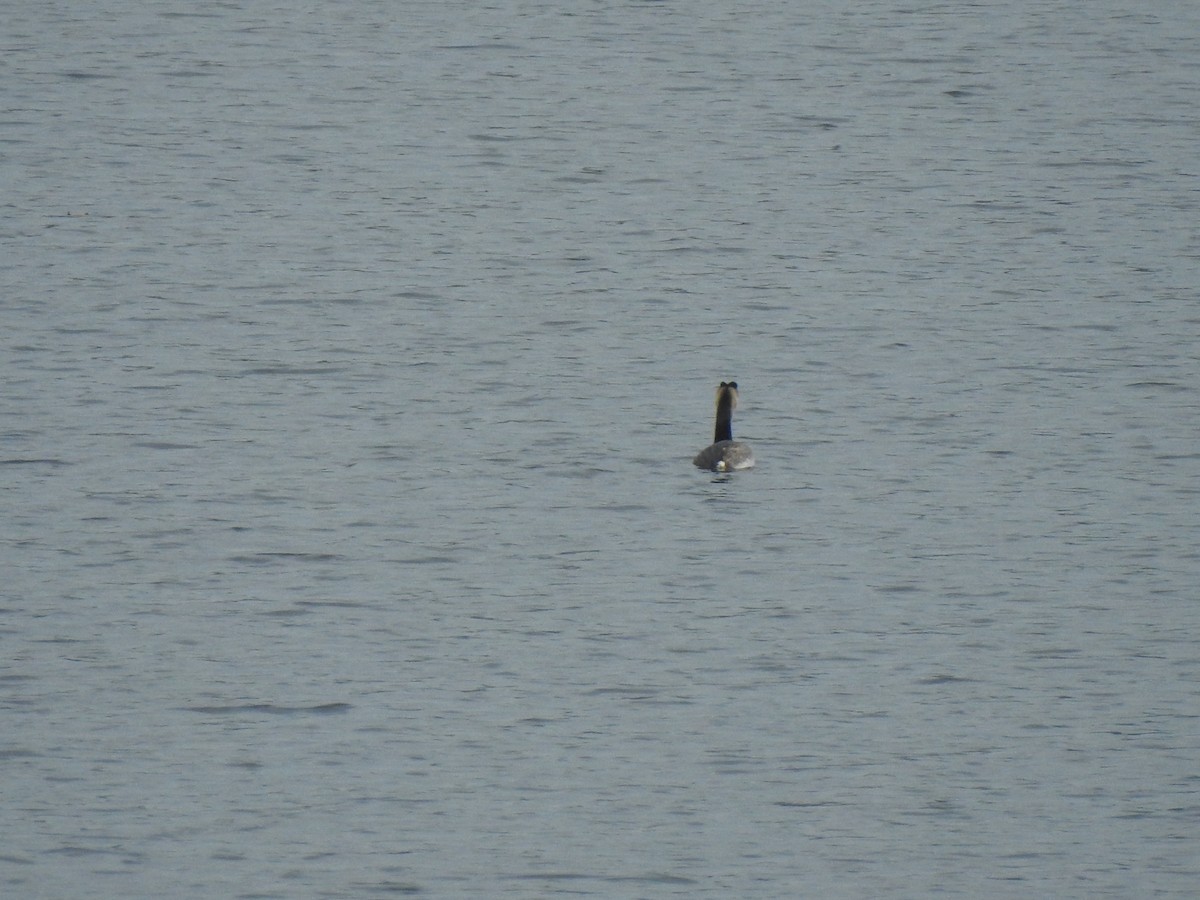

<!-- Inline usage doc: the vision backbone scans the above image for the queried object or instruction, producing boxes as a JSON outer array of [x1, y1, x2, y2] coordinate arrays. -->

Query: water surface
[[3, 1, 1198, 897]]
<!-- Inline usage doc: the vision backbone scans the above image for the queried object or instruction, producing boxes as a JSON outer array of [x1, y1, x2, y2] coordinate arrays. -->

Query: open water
[[3, 1, 1199, 897]]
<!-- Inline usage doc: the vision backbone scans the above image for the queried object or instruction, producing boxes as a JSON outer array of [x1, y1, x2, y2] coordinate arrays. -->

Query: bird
[[693, 381, 755, 472]]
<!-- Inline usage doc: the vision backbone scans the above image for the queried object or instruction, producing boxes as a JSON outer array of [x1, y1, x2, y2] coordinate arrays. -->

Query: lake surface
[[3, 1, 1198, 896]]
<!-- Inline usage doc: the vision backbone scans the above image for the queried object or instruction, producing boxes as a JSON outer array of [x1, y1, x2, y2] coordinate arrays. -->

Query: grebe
[[693, 381, 755, 472]]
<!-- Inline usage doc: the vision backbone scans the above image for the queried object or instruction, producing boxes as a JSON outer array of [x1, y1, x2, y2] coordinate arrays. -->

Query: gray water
[[3, 1, 1199, 897]]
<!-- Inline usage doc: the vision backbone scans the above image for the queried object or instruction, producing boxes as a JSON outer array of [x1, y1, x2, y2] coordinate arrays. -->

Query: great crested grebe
[[693, 381, 755, 472]]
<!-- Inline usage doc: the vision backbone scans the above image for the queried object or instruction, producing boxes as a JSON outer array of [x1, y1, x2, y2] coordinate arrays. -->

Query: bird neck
[[714, 394, 734, 443]]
